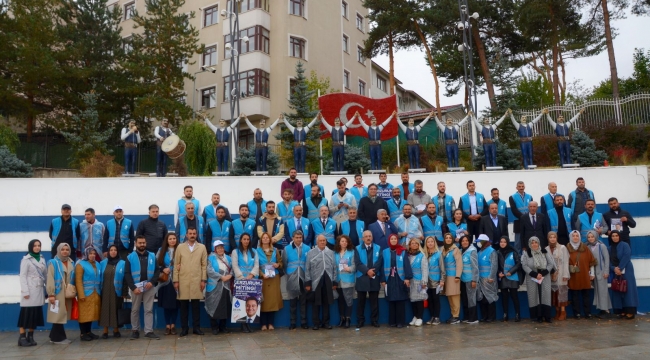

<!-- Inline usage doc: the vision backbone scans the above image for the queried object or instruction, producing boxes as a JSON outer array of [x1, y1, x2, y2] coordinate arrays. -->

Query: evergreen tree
[[571, 130, 607, 167], [61, 91, 112, 168], [0, 119, 20, 153], [0, 146, 33, 178], [130, 0, 203, 125], [323, 145, 371, 175], [472, 142, 523, 170], [275, 62, 322, 171], [231, 147, 280, 176]]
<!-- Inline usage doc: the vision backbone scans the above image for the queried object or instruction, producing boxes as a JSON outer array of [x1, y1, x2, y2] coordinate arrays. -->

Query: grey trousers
[[130, 289, 155, 333]]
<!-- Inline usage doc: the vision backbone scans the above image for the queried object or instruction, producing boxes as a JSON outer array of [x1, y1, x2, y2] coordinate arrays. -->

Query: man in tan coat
[[173, 227, 207, 336]]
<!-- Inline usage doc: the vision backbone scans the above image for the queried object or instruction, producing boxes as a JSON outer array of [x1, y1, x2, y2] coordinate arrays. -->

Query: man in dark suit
[[236, 297, 261, 325], [358, 184, 389, 229], [519, 201, 551, 250], [479, 203, 509, 250], [354, 230, 383, 328], [367, 209, 398, 250]]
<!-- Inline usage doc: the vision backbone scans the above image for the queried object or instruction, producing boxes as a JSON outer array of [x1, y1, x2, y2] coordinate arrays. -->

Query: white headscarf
[[569, 230, 581, 250]]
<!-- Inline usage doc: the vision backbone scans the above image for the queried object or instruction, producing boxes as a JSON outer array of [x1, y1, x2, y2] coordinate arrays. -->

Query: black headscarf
[[609, 230, 621, 267], [106, 245, 121, 266], [497, 236, 515, 257], [28, 239, 41, 262]]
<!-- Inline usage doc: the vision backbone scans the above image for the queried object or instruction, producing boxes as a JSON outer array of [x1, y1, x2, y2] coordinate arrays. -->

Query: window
[[204, 5, 218, 27], [238, 129, 254, 149], [226, 0, 269, 13], [201, 87, 217, 109], [342, 1, 348, 19], [357, 46, 365, 63], [343, 70, 350, 89], [342, 35, 349, 53], [398, 96, 404, 110], [124, 2, 135, 20], [289, 78, 298, 95], [223, 69, 270, 101], [203, 46, 217, 66], [358, 80, 366, 96], [377, 75, 386, 92], [290, 36, 306, 59], [224, 25, 270, 58], [356, 13, 364, 32], [290, 0, 304, 16], [123, 36, 133, 54]]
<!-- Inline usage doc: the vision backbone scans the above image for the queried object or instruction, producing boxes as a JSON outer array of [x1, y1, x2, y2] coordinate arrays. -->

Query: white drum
[[161, 135, 186, 159]]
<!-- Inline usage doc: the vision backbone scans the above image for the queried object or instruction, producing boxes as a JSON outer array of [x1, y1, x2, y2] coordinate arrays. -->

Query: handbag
[[569, 252, 580, 274], [118, 304, 132, 327], [158, 271, 169, 283], [65, 283, 77, 299], [611, 275, 627, 293], [70, 298, 79, 320]]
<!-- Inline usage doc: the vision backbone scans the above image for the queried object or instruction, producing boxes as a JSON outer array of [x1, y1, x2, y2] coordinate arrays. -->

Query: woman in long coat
[[75, 248, 102, 341], [334, 235, 356, 328], [497, 236, 521, 322], [459, 235, 478, 324], [441, 233, 463, 324], [407, 238, 428, 327], [609, 231, 639, 319], [424, 236, 445, 325], [380, 234, 413, 328], [585, 230, 611, 317], [567, 230, 597, 319], [99, 245, 126, 338], [521, 237, 555, 323], [546, 231, 570, 321], [206, 240, 233, 334], [258, 232, 283, 330], [47, 243, 75, 344], [18, 240, 47, 347], [157, 233, 179, 335]]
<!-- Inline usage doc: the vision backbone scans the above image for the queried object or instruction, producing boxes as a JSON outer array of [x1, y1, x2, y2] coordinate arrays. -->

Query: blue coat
[[367, 221, 398, 250], [609, 241, 638, 308]]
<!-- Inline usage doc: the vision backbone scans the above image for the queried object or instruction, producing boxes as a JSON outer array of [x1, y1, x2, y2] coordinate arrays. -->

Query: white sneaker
[[467, 320, 479, 324], [425, 319, 433, 325], [409, 316, 417, 326], [51, 339, 71, 345], [414, 319, 423, 327]]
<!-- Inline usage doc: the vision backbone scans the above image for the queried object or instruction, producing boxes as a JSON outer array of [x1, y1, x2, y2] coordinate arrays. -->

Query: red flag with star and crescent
[[318, 93, 398, 140]]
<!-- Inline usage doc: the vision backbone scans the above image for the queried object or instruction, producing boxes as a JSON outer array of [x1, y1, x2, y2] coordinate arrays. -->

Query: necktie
[[248, 318, 252, 324], [381, 222, 385, 234], [532, 215, 537, 229], [297, 218, 301, 229], [322, 219, 327, 229]]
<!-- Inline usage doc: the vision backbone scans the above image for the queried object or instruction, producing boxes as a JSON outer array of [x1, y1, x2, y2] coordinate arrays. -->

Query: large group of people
[[17, 171, 640, 346]]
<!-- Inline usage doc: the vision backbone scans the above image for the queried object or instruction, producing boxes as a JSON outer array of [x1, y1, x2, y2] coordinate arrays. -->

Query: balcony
[[223, 9, 271, 35], [220, 96, 271, 120]]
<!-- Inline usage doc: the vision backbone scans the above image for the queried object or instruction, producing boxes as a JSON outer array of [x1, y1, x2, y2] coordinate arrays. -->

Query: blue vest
[[460, 193, 485, 215], [107, 218, 132, 249], [124, 131, 138, 144], [158, 126, 170, 138], [446, 222, 467, 239], [428, 252, 442, 282], [341, 220, 365, 241], [207, 219, 231, 250], [286, 218, 310, 241], [50, 217, 79, 249], [410, 252, 424, 281], [578, 211, 604, 240], [421, 215, 444, 241], [79, 260, 102, 297], [461, 248, 476, 282], [50, 258, 71, 296], [518, 124, 532, 137], [444, 126, 458, 140], [255, 129, 269, 143], [397, 183, 415, 201], [257, 247, 279, 276], [481, 126, 495, 140], [350, 186, 367, 202], [569, 190, 595, 214], [304, 184, 325, 198], [232, 219, 256, 250], [511, 192, 533, 218], [127, 251, 155, 283], [356, 243, 380, 277], [444, 250, 457, 277], [178, 198, 200, 218], [178, 216, 205, 244], [206, 254, 231, 292], [335, 250, 356, 283], [503, 252, 519, 281], [405, 127, 418, 140], [486, 199, 507, 217], [293, 128, 307, 142], [436, 194, 455, 221], [203, 204, 228, 224], [332, 127, 345, 142], [305, 197, 327, 220], [548, 207, 573, 233], [285, 243, 309, 275], [100, 259, 125, 296], [555, 123, 569, 137], [216, 128, 229, 143], [236, 249, 255, 277], [542, 193, 562, 214], [277, 201, 300, 223], [368, 127, 381, 141], [311, 218, 337, 245], [79, 221, 105, 253], [247, 199, 268, 219], [377, 183, 393, 200], [383, 248, 405, 279], [478, 246, 495, 279], [387, 198, 406, 222]]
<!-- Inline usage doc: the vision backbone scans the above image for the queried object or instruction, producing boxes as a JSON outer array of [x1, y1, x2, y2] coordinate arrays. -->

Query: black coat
[[354, 245, 384, 292], [479, 214, 509, 249], [519, 213, 551, 249], [602, 208, 636, 244], [358, 197, 389, 228]]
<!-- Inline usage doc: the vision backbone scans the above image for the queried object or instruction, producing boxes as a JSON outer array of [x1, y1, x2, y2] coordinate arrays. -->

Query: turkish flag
[[318, 93, 398, 140]]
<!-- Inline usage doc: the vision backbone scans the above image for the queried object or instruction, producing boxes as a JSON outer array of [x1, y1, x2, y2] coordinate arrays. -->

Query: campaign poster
[[231, 279, 263, 324]]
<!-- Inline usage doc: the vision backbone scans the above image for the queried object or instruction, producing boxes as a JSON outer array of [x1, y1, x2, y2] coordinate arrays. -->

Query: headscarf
[[547, 231, 558, 250], [585, 230, 601, 247], [82, 247, 97, 263], [106, 245, 121, 266], [569, 230, 581, 250], [388, 234, 405, 255], [28, 239, 41, 262], [528, 237, 547, 270], [56, 243, 71, 263], [497, 236, 515, 257], [443, 233, 455, 251], [609, 230, 621, 267]]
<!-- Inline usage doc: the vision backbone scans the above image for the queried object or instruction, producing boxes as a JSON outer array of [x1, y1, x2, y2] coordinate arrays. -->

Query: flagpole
[[318, 89, 323, 175], [394, 87, 400, 169]]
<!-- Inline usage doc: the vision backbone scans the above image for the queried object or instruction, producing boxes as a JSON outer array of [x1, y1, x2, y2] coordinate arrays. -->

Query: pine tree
[[571, 130, 607, 167], [0, 146, 33, 178], [323, 145, 371, 175], [231, 147, 280, 176], [472, 143, 523, 170], [275, 62, 322, 172], [61, 91, 113, 168]]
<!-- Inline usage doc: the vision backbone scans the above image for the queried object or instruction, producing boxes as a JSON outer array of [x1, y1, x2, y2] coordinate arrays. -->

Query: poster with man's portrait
[[231, 279, 263, 324]]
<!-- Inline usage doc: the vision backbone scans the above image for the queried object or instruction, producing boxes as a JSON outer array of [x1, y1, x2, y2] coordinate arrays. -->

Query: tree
[[471, 143, 522, 170], [60, 91, 112, 168], [323, 145, 371, 174], [632, 0, 650, 14], [0, 146, 33, 178], [177, 120, 217, 176], [571, 130, 608, 167], [231, 147, 280, 176], [305, 70, 339, 111], [0, 119, 20, 153], [130, 0, 203, 125], [275, 62, 322, 171], [590, 48, 650, 98]]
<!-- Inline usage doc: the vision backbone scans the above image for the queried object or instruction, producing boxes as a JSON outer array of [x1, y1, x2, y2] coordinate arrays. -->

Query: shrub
[[79, 151, 123, 177], [177, 120, 217, 176], [582, 123, 650, 161], [472, 143, 523, 170], [571, 130, 608, 167], [0, 121, 20, 153], [611, 147, 638, 165], [0, 145, 33, 177], [531, 135, 561, 167], [231, 147, 280, 176], [323, 145, 371, 175]]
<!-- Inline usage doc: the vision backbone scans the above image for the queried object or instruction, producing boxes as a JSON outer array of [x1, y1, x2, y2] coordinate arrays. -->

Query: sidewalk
[[2, 316, 649, 360]]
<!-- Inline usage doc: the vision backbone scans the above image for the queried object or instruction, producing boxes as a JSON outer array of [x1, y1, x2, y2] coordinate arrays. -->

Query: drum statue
[[161, 135, 186, 159], [154, 119, 174, 177]]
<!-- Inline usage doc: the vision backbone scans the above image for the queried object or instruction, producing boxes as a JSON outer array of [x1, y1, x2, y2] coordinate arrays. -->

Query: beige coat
[[173, 242, 207, 300], [46, 260, 74, 324]]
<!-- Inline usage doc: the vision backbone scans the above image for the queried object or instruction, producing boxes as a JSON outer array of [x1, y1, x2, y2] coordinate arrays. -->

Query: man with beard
[[358, 184, 389, 227], [567, 177, 595, 224], [330, 180, 357, 224], [281, 168, 305, 202], [50, 204, 79, 260], [509, 181, 533, 254], [350, 174, 368, 203], [257, 201, 285, 248], [396, 173, 414, 201], [247, 188, 268, 221], [547, 195, 572, 246], [277, 189, 300, 224], [303, 184, 327, 221], [603, 197, 636, 245], [176, 185, 200, 224], [206, 207, 233, 254], [486, 188, 507, 217], [433, 181, 456, 223], [202, 193, 231, 223], [575, 199, 604, 240], [420, 203, 445, 242], [479, 203, 509, 250], [458, 180, 489, 241], [76, 208, 106, 260], [387, 188, 407, 223], [173, 228, 207, 337], [394, 204, 423, 246], [284, 205, 311, 246], [407, 180, 432, 218], [175, 202, 205, 245], [103, 205, 135, 260], [303, 172, 325, 198], [336, 207, 364, 247], [232, 204, 256, 253], [136, 205, 168, 253], [125, 236, 160, 340], [308, 206, 337, 249]]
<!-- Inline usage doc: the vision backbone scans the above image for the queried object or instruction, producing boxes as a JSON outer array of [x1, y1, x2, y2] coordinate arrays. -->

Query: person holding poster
[[231, 279, 263, 333], [257, 233, 283, 330], [283, 230, 311, 330], [231, 233, 259, 333], [205, 240, 233, 335], [305, 235, 338, 330]]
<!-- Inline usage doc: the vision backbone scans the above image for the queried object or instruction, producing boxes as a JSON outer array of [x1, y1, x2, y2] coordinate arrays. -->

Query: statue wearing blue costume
[[397, 111, 433, 169], [204, 113, 242, 172], [434, 112, 471, 168], [358, 110, 396, 170], [509, 109, 546, 169], [282, 113, 320, 173], [472, 110, 508, 168], [545, 109, 584, 166], [322, 114, 351, 172], [244, 115, 281, 172]]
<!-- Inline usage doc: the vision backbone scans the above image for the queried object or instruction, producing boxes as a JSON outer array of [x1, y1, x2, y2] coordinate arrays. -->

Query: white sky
[[373, 12, 650, 112]]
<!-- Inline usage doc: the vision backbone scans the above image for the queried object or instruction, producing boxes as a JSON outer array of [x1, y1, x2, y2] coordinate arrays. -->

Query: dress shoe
[[193, 328, 204, 335], [89, 332, 99, 340], [357, 321, 365, 328], [514, 314, 521, 322], [396, 324, 404, 328], [301, 324, 309, 329], [389, 324, 397, 327], [574, 314, 582, 320], [130, 330, 140, 340], [312, 325, 320, 330], [212, 328, 219, 335], [372, 322, 380, 328], [289, 324, 297, 330], [344, 318, 351, 328], [81, 334, 93, 341], [219, 327, 231, 334], [241, 324, 252, 333], [323, 324, 333, 329], [179, 328, 189, 337], [502, 314, 509, 322], [544, 318, 552, 323], [585, 314, 593, 320], [101, 333, 108, 339], [113, 331, 121, 338], [338, 317, 345, 327], [537, 317, 543, 323]]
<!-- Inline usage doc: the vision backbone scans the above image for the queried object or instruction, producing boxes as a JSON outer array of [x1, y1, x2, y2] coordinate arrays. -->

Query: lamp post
[[192, 66, 217, 119], [457, 0, 479, 160]]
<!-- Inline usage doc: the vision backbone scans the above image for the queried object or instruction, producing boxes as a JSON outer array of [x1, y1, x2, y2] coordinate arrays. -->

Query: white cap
[[476, 234, 490, 243], [213, 240, 225, 248], [114, 205, 123, 211]]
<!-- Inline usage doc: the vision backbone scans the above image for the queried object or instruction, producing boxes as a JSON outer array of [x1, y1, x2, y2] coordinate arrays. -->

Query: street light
[[457, 0, 479, 161], [223, 0, 242, 164]]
